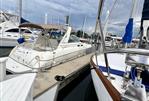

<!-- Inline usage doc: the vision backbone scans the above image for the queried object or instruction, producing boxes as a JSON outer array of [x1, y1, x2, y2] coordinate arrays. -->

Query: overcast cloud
[[1, 0, 144, 36]]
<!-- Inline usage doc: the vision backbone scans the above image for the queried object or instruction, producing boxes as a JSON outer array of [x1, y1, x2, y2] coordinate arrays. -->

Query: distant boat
[[0, 11, 36, 48], [90, 0, 149, 101], [0, 24, 38, 48], [6, 23, 92, 73]]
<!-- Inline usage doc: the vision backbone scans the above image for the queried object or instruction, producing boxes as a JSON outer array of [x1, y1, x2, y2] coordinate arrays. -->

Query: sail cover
[[21, 17, 30, 23], [122, 18, 133, 43], [142, 0, 149, 20]]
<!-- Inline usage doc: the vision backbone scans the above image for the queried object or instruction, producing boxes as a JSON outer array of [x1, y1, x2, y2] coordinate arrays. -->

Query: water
[[0, 47, 13, 57], [57, 67, 98, 101]]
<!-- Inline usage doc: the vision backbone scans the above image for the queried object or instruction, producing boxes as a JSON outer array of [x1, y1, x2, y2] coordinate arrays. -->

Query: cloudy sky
[[0, 0, 144, 36]]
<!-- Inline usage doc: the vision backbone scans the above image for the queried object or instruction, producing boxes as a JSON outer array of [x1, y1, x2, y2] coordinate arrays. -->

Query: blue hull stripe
[[98, 66, 125, 77], [98, 66, 149, 91]]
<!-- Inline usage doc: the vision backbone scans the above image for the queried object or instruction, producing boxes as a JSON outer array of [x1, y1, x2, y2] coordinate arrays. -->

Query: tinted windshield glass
[[24, 30, 32, 33], [68, 35, 80, 43], [34, 30, 64, 51], [6, 28, 19, 32]]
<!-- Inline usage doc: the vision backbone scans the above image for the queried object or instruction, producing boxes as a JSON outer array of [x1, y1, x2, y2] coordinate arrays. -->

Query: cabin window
[[24, 30, 32, 34], [5, 28, 32, 34], [105, 36, 112, 41], [68, 35, 80, 43], [5, 28, 19, 33]]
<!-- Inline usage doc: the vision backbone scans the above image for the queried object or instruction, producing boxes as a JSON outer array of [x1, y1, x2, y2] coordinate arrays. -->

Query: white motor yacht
[[6, 23, 92, 73], [0, 11, 38, 48], [0, 25, 38, 48]]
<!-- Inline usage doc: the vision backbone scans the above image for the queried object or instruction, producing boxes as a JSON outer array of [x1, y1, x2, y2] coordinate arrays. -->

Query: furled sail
[[122, 18, 133, 44]]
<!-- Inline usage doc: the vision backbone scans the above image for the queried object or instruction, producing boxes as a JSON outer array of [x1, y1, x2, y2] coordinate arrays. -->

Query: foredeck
[[33, 53, 93, 98]]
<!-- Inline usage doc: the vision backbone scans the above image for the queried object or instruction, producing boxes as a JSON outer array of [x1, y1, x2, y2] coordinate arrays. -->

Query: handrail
[[90, 55, 121, 101], [105, 48, 149, 56]]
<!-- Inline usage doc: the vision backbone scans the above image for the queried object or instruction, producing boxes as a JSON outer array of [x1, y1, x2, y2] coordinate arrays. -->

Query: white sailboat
[[90, 0, 149, 101]]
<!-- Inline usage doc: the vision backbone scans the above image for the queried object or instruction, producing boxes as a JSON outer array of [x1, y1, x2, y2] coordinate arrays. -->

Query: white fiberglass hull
[[6, 43, 92, 73], [90, 52, 149, 101], [34, 84, 58, 101], [90, 53, 126, 101], [0, 37, 18, 47], [91, 69, 113, 101], [0, 72, 58, 101]]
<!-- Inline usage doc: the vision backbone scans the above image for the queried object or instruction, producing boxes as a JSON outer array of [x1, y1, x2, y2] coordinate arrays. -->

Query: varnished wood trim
[[90, 55, 121, 101]]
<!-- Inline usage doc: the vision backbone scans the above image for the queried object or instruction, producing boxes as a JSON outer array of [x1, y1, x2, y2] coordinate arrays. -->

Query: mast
[[19, 0, 22, 37], [94, 0, 103, 34], [94, 0, 104, 51], [44, 13, 48, 24], [82, 16, 87, 38], [65, 15, 70, 26], [51, 16, 53, 24], [19, 0, 22, 25], [97, 0, 106, 52], [57, 16, 60, 25]]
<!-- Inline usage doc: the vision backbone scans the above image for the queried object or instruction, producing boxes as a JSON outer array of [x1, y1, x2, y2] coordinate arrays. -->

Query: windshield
[[33, 29, 64, 51], [68, 35, 80, 43]]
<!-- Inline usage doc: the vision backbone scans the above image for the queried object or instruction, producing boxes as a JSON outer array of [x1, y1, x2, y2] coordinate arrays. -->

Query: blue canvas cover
[[122, 18, 133, 43]]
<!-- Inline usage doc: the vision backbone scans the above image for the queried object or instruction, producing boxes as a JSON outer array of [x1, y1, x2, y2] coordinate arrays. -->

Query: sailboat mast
[[97, 0, 106, 52], [44, 13, 48, 24], [82, 16, 87, 38], [18, 0, 22, 37], [65, 15, 70, 26], [19, 0, 22, 25], [94, 0, 104, 33]]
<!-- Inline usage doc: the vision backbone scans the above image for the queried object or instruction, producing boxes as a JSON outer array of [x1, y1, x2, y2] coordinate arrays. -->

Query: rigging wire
[[103, 0, 118, 36]]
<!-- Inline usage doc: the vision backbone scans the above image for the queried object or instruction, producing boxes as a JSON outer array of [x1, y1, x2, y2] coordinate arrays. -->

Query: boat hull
[[0, 38, 18, 47], [90, 53, 126, 101], [91, 69, 113, 101], [90, 51, 149, 101]]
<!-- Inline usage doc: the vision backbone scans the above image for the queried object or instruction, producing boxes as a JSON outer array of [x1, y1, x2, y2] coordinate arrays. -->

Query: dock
[[33, 53, 93, 100]]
